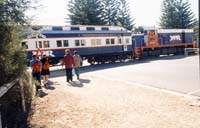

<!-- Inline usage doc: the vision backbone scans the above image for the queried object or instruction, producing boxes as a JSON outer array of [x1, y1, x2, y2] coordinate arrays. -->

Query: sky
[[26, 0, 198, 27]]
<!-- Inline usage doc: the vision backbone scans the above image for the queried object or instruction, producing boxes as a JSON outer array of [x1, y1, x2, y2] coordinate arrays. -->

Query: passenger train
[[22, 25, 197, 64]]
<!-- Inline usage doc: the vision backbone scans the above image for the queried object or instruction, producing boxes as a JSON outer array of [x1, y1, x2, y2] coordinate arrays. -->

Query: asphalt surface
[[50, 55, 200, 96]]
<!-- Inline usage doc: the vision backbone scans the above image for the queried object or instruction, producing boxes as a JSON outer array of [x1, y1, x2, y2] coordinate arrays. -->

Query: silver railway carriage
[[22, 25, 133, 64]]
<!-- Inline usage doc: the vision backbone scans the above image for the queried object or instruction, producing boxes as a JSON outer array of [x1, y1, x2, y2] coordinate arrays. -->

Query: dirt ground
[[28, 74, 200, 128]]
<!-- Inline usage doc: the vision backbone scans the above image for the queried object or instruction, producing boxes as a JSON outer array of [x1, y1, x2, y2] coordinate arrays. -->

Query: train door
[[119, 35, 128, 51], [123, 36, 129, 52], [123, 44, 128, 51]]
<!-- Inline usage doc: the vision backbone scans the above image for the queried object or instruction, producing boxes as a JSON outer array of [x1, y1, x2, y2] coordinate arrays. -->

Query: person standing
[[62, 49, 75, 82], [73, 50, 82, 80], [30, 54, 42, 92], [40, 54, 50, 87]]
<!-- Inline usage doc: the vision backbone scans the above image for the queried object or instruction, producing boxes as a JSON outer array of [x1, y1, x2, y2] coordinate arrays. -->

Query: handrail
[[0, 79, 19, 128], [0, 79, 19, 98], [184, 48, 199, 56]]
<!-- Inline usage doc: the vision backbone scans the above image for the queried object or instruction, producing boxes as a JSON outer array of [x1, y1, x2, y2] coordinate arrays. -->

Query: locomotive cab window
[[57, 40, 62, 47]]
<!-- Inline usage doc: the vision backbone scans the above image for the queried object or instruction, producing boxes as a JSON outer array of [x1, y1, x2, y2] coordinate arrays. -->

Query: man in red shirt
[[62, 49, 75, 82]]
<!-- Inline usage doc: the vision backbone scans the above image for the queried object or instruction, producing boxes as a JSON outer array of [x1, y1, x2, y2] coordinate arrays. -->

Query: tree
[[0, 0, 31, 24], [159, 0, 179, 28], [175, 0, 196, 28], [133, 26, 144, 34], [117, 0, 134, 30], [0, 0, 32, 85], [67, 0, 134, 30], [68, 0, 89, 25], [101, 0, 119, 26], [193, 19, 199, 42], [86, 0, 105, 25], [159, 0, 196, 29], [68, 0, 104, 25]]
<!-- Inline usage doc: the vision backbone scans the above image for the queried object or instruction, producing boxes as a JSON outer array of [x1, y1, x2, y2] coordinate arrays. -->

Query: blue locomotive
[[22, 25, 197, 64], [132, 28, 196, 59]]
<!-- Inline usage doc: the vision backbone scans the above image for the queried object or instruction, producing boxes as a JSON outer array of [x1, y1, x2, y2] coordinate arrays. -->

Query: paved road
[[50, 55, 200, 96]]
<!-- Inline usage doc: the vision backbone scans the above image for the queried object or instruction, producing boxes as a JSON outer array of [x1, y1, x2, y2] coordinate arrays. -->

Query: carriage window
[[111, 38, 115, 44], [86, 27, 95, 30], [39, 41, 42, 48], [80, 40, 86, 46], [21, 41, 28, 49], [35, 41, 37, 48], [126, 38, 130, 44], [43, 41, 50, 48], [52, 26, 63, 31], [106, 39, 110, 45], [91, 39, 96, 46], [71, 27, 80, 30], [36, 41, 42, 48], [102, 27, 109, 30], [75, 40, 80, 46], [63, 40, 69, 47], [91, 39, 101, 46], [144, 30, 148, 35], [96, 39, 101, 45], [118, 38, 122, 44], [57, 40, 62, 47]]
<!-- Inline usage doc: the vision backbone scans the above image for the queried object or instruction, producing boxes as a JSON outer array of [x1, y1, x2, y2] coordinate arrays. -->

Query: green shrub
[[0, 25, 27, 85]]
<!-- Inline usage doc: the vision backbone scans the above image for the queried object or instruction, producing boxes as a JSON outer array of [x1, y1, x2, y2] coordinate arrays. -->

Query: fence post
[[19, 79, 26, 113]]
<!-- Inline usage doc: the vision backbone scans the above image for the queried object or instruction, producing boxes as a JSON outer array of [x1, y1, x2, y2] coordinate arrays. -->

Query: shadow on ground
[[67, 78, 91, 88]]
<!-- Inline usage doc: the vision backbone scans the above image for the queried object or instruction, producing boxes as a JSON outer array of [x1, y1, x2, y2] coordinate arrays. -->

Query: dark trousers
[[32, 72, 41, 91], [66, 68, 73, 82]]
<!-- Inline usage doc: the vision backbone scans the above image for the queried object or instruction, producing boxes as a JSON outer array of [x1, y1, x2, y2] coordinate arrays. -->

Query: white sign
[[32, 50, 55, 57], [170, 35, 181, 41]]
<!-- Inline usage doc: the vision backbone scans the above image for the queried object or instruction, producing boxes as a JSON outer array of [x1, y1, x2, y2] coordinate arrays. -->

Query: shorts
[[41, 69, 50, 75]]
